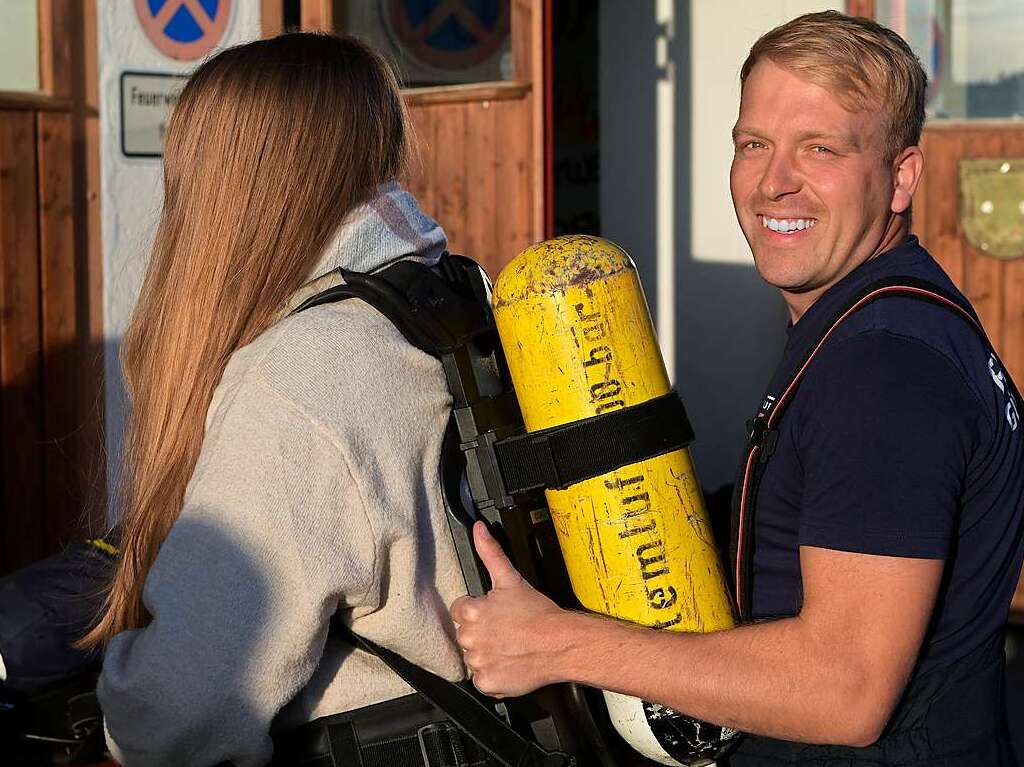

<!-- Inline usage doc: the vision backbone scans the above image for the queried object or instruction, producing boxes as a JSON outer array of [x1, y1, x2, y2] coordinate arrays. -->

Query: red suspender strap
[[730, 278, 992, 622]]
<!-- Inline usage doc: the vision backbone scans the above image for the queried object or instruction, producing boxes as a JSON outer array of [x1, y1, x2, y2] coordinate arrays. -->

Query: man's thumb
[[473, 521, 522, 589]]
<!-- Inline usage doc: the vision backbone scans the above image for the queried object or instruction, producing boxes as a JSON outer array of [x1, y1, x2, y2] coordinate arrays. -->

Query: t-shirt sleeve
[[796, 331, 982, 559], [99, 374, 379, 767]]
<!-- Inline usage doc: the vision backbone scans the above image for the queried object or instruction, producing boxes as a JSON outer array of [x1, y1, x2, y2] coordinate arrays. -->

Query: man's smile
[[757, 214, 819, 239]]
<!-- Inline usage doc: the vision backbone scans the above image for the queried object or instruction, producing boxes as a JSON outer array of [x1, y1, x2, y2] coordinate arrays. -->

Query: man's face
[[730, 60, 901, 310]]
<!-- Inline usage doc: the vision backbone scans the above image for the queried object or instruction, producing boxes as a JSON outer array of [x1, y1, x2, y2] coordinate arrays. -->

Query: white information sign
[[120, 71, 188, 157]]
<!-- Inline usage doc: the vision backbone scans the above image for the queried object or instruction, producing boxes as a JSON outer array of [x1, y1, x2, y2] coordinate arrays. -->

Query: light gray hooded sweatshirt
[[100, 184, 470, 767]]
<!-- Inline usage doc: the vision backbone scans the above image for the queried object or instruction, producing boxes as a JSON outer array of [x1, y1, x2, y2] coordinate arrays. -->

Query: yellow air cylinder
[[492, 235, 735, 634]]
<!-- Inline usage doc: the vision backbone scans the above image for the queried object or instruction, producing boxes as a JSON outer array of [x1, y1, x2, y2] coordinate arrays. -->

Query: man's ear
[[891, 146, 924, 214]]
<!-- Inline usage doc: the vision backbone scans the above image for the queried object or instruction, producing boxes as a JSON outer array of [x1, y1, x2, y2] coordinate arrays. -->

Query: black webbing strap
[[292, 265, 696, 498], [494, 391, 694, 494], [321, 720, 489, 767], [331, 620, 572, 767]]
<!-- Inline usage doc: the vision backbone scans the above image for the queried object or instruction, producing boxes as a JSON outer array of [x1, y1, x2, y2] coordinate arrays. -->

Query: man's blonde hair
[[740, 10, 927, 163]]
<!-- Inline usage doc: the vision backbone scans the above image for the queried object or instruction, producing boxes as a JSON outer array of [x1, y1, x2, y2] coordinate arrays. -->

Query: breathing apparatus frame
[[289, 253, 705, 767]]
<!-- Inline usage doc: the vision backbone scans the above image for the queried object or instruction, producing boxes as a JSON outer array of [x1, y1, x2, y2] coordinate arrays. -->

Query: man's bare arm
[[451, 523, 943, 747]]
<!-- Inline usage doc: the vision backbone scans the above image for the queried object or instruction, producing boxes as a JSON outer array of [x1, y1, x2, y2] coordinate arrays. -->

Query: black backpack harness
[[281, 253, 698, 767]]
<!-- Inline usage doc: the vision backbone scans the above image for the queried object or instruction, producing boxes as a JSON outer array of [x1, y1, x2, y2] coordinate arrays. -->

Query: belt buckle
[[417, 721, 470, 767]]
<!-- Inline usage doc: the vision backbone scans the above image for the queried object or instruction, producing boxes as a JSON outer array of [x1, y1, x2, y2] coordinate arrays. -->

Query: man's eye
[[810, 145, 834, 154], [740, 140, 765, 151]]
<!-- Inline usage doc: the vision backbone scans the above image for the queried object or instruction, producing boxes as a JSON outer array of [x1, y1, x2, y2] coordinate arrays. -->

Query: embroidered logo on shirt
[[989, 354, 1019, 431]]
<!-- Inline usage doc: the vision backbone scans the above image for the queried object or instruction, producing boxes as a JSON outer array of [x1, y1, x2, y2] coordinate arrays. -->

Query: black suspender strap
[[729, 276, 1021, 622], [330, 620, 573, 767]]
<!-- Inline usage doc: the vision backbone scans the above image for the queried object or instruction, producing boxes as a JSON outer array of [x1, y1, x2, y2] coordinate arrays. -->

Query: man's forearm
[[553, 609, 888, 746], [452, 527, 935, 748]]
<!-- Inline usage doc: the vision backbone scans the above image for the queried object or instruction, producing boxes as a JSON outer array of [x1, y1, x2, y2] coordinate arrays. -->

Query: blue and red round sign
[[134, 0, 233, 61], [385, 0, 510, 71]]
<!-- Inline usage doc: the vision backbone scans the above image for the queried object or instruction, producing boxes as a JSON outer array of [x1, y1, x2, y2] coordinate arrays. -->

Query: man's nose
[[758, 151, 801, 200]]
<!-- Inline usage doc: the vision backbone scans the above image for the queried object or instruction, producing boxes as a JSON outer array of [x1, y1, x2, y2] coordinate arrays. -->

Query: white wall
[[600, 0, 836, 493], [690, 1, 841, 267], [0, 0, 39, 92], [99, 3, 262, 509]]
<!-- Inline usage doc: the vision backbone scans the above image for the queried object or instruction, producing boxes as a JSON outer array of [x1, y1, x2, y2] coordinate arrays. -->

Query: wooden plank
[[542, 0, 553, 239], [1005, 260, 1024, 387], [83, 1, 99, 110], [434, 102, 468, 254], [492, 97, 531, 277], [0, 92, 72, 113], [998, 130, 1024, 388], [464, 98, 498, 267], [919, 128, 966, 287], [511, 0, 533, 85], [405, 104, 437, 220], [530, 0, 546, 243], [38, 0, 73, 99], [960, 130, 1006, 346], [846, 0, 876, 19], [79, 0, 107, 529], [79, 110, 106, 529], [37, 111, 81, 549], [301, 0, 333, 31], [262, 0, 285, 37], [910, 132, 928, 244], [403, 82, 530, 107], [510, 0, 544, 244], [0, 110, 45, 574]]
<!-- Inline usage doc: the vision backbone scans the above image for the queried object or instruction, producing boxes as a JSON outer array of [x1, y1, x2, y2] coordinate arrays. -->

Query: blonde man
[[451, 11, 1023, 765]]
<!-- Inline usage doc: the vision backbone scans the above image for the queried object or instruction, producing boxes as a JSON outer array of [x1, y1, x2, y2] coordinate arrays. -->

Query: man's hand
[[452, 528, 943, 745], [449, 522, 576, 697]]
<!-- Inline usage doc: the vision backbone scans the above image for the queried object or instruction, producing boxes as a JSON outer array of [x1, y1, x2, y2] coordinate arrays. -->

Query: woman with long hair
[[86, 33, 469, 765]]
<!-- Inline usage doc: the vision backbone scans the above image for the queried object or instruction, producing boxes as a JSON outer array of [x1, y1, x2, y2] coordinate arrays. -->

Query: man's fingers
[[450, 595, 477, 624], [473, 521, 523, 589]]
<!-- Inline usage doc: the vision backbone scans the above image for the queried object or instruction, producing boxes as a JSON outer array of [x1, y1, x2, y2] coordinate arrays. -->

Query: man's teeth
[[761, 216, 817, 233]]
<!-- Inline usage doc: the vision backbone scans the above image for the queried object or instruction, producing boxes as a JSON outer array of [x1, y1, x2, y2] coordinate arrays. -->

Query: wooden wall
[[404, 86, 537, 277], [292, 0, 547, 278], [914, 126, 1024, 387], [0, 1, 103, 574]]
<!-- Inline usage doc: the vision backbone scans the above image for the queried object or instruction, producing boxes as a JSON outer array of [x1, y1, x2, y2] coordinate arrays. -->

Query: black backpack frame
[[291, 253, 699, 767]]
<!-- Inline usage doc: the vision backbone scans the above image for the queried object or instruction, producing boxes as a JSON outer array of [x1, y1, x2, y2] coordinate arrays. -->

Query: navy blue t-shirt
[[750, 237, 1024, 672]]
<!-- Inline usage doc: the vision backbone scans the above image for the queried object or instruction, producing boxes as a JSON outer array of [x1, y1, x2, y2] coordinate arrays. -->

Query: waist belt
[[273, 693, 495, 767]]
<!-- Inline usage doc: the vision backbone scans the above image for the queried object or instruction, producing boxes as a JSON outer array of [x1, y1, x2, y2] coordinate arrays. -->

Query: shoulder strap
[[289, 254, 493, 356], [297, 256, 576, 766], [331, 619, 572, 767], [729, 277, 1020, 622], [291, 255, 696, 508]]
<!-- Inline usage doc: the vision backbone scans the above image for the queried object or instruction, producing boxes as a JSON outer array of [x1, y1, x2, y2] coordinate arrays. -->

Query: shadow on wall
[[599, 1, 789, 497]]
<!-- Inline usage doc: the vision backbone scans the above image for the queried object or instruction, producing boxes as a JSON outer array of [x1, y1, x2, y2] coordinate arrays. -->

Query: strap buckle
[[746, 418, 778, 459], [418, 721, 476, 767]]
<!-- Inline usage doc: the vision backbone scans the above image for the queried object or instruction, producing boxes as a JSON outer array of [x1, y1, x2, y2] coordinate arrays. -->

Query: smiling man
[[451, 11, 1024, 766]]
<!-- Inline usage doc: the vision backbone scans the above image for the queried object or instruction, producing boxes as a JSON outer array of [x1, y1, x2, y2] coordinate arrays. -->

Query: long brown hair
[[82, 33, 408, 647]]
